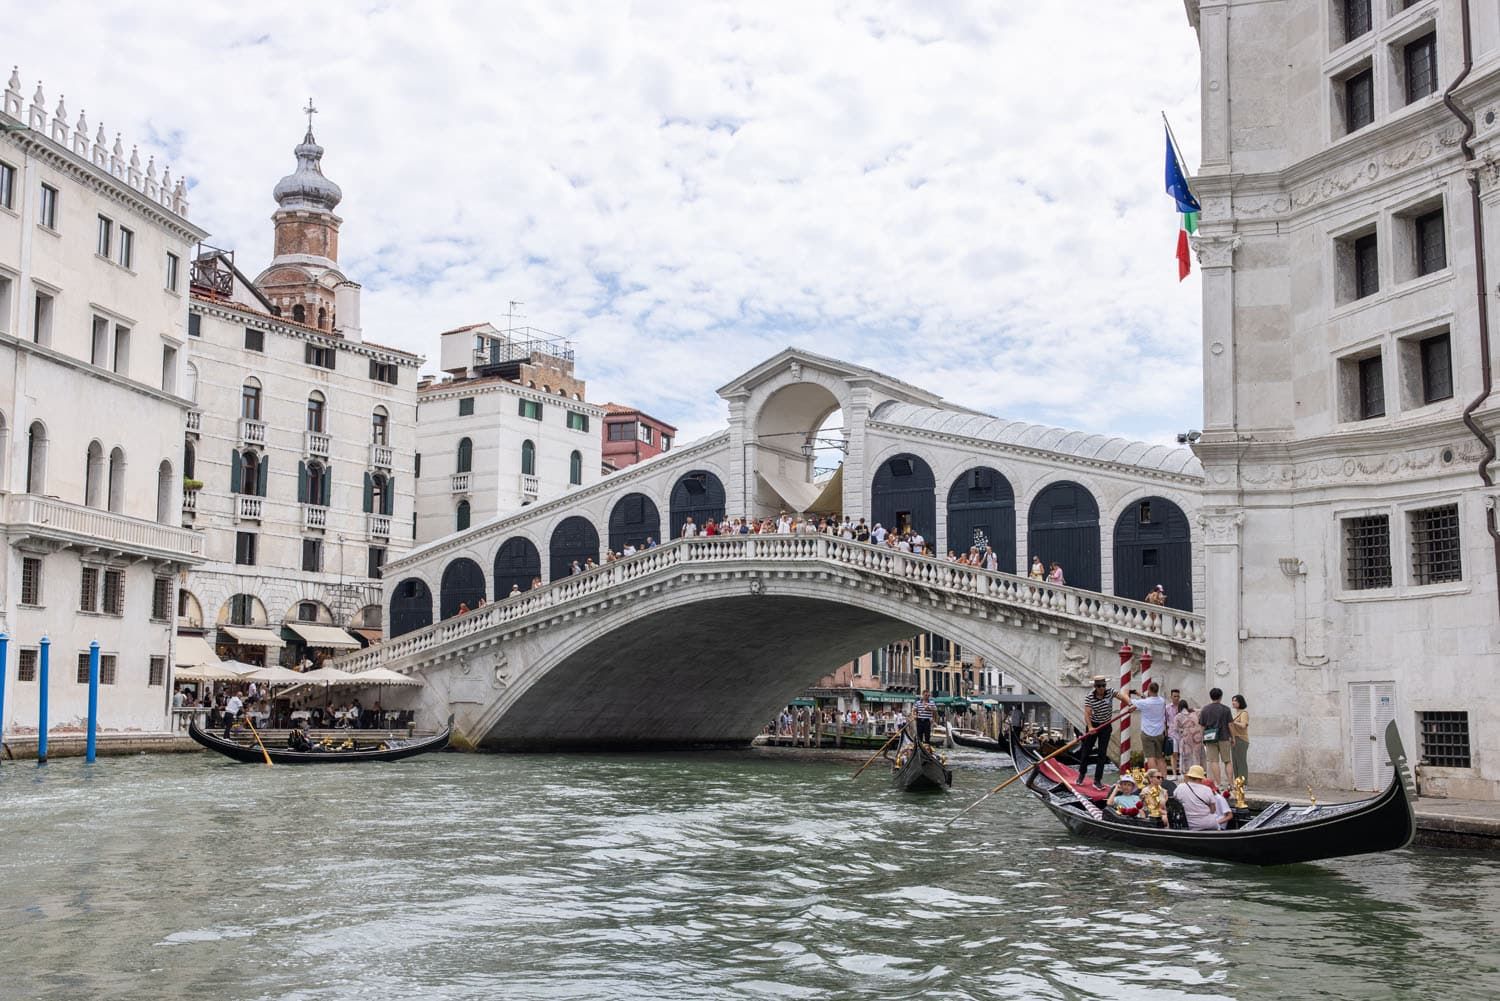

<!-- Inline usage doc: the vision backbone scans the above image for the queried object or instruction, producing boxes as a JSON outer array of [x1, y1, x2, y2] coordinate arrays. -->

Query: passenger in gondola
[[1106, 774, 1142, 817], [287, 719, 313, 751], [1173, 765, 1234, 830]]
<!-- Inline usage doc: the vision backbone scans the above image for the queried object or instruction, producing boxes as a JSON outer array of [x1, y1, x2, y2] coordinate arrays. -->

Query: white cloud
[[9, 0, 1205, 444]]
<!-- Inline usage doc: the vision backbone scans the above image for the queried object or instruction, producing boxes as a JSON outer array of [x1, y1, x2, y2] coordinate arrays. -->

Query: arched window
[[306, 392, 326, 433], [156, 460, 173, 524], [300, 459, 330, 506], [457, 437, 473, 474], [317, 306, 327, 329], [107, 446, 126, 513], [569, 449, 582, 485], [241, 378, 262, 420], [292, 304, 305, 324], [372, 406, 389, 445], [26, 421, 47, 494], [456, 499, 471, 532], [85, 440, 105, 508], [521, 439, 536, 476], [183, 440, 196, 480], [365, 471, 395, 516], [183, 361, 199, 403], [235, 449, 261, 496]]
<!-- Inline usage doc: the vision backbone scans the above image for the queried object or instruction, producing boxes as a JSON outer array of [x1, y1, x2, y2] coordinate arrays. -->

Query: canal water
[[2, 748, 1497, 1000]]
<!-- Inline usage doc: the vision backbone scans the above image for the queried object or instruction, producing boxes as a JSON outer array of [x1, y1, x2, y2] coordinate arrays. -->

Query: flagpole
[[1161, 111, 1194, 179]]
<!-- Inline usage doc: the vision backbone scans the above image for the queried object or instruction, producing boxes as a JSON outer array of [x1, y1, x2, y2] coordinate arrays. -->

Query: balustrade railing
[[182, 490, 198, 514], [3, 492, 204, 558], [236, 495, 263, 521], [239, 418, 266, 446], [304, 504, 328, 530], [305, 430, 331, 458], [370, 443, 394, 469], [185, 410, 202, 433], [520, 473, 540, 499], [367, 513, 391, 538], [335, 534, 1205, 676], [450, 473, 470, 494]]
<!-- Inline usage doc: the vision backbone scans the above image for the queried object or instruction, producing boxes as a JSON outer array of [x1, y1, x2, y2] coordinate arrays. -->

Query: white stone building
[[414, 322, 604, 544], [1186, 0, 1500, 796], [0, 71, 205, 734], [178, 125, 422, 668]]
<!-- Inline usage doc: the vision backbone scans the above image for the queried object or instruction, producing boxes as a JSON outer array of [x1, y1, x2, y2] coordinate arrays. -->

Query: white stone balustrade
[[185, 410, 201, 433], [236, 495, 263, 522], [304, 430, 331, 458], [367, 513, 391, 538], [303, 504, 328, 530], [520, 473, 540, 500], [3, 492, 204, 560], [450, 473, 470, 494], [181, 490, 198, 515], [370, 443, 393, 469], [239, 418, 266, 446]]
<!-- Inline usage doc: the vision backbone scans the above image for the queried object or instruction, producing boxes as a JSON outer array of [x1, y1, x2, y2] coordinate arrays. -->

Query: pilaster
[[1198, 507, 1244, 693], [1193, 232, 1241, 431]]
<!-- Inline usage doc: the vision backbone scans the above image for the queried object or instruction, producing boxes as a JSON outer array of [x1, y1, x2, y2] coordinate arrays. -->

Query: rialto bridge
[[339, 349, 1209, 748]]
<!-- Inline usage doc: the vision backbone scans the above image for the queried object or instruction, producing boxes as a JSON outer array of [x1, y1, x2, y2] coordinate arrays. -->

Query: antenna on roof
[[505, 300, 525, 334]]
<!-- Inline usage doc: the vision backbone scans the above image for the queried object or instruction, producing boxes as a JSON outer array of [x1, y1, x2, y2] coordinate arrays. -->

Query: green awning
[[788, 698, 816, 707], [863, 691, 917, 703], [935, 696, 970, 706]]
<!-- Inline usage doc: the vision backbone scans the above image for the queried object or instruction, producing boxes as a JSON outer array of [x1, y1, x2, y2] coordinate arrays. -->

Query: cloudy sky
[[12, 2, 1204, 446]]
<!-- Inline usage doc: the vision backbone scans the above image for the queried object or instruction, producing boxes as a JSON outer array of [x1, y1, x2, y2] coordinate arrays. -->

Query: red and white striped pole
[[1139, 648, 1153, 698], [1118, 641, 1134, 770]]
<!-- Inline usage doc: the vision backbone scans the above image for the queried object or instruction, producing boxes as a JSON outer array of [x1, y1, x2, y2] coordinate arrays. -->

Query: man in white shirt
[[911, 532, 925, 555], [223, 692, 244, 736], [1173, 766, 1233, 830], [872, 523, 887, 545], [1121, 681, 1169, 775], [682, 516, 698, 538]]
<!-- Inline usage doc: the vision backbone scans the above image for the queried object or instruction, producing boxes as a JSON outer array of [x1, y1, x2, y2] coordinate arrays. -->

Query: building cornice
[[189, 296, 423, 367], [418, 379, 608, 417], [0, 330, 193, 410]]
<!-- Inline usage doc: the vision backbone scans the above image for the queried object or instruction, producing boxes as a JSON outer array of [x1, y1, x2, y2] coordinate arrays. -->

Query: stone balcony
[[370, 443, 394, 469], [304, 504, 329, 531], [520, 473, 540, 501], [1, 492, 204, 563], [236, 495, 263, 522], [239, 417, 267, 447], [185, 410, 202, 435], [305, 430, 331, 459], [367, 513, 391, 539], [451, 472, 470, 494]]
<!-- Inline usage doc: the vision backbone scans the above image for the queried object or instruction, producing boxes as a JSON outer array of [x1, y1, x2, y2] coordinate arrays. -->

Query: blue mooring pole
[[0, 632, 8, 765], [86, 640, 100, 764], [37, 636, 50, 765]]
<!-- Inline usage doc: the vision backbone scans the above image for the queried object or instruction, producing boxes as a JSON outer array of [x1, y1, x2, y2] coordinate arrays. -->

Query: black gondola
[[949, 727, 1006, 753], [1012, 721, 1417, 866], [189, 717, 453, 764], [892, 733, 953, 792]]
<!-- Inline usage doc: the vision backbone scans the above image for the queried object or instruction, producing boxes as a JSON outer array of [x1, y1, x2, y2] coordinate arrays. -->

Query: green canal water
[[1, 748, 1497, 1000]]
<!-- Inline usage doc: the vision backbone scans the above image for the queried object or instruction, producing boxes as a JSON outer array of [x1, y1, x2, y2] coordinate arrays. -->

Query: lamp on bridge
[[799, 436, 849, 459]]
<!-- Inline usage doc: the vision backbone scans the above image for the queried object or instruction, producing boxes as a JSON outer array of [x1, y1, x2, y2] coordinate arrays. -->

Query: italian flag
[[1165, 125, 1200, 281]]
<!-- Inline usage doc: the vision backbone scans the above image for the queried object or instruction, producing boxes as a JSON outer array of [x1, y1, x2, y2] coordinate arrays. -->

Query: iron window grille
[[76, 652, 116, 685], [103, 569, 124, 615], [1344, 514, 1392, 589], [151, 577, 172, 620], [1404, 32, 1438, 104], [80, 566, 100, 612], [1410, 504, 1461, 585], [20, 556, 42, 605], [1419, 711, 1471, 768], [149, 656, 166, 687], [18, 648, 38, 682]]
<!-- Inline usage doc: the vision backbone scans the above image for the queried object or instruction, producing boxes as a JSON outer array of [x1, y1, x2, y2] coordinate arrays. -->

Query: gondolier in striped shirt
[[1076, 675, 1127, 786], [913, 690, 937, 744]]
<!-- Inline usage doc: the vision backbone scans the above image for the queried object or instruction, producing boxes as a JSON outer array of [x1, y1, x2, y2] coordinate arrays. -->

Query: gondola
[[892, 733, 953, 792], [1013, 720, 1417, 866], [189, 716, 452, 764], [949, 727, 1007, 753]]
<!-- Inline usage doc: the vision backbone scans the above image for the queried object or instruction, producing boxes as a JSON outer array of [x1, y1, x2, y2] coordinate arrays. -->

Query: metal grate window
[[152, 577, 172, 621], [1344, 514, 1392, 589], [18, 649, 38, 683], [76, 652, 90, 684], [1419, 711, 1471, 768], [103, 569, 125, 616], [1404, 32, 1438, 104], [80, 567, 100, 612], [20, 556, 42, 605], [149, 656, 166, 687], [1410, 504, 1462, 585]]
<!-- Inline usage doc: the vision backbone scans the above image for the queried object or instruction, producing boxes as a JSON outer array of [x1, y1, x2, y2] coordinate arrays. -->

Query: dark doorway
[[669, 470, 726, 538], [550, 516, 600, 580], [439, 558, 486, 619], [609, 492, 661, 551], [493, 536, 542, 598], [946, 467, 1016, 570], [1026, 481, 1101, 591], [870, 453, 935, 541], [1113, 497, 1193, 610], [389, 577, 433, 637]]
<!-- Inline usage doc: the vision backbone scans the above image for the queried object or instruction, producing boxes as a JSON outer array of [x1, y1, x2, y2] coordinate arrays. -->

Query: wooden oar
[[1051, 759, 1107, 821], [943, 705, 1133, 827], [850, 727, 905, 779], [244, 716, 274, 768]]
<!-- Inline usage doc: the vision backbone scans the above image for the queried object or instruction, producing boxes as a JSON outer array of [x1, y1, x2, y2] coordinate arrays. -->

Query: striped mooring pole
[[1117, 641, 1134, 769]]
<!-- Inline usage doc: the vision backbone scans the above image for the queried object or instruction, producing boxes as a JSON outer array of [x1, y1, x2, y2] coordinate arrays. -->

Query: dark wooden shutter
[[363, 471, 374, 513], [257, 455, 269, 497], [298, 460, 308, 504], [322, 464, 332, 506], [384, 475, 396, 516], [230, 449, 242, 493]]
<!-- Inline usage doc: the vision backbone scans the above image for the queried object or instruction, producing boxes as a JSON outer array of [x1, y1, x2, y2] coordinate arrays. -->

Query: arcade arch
[[494, 536, 542, 597], [608, 493, 661, 551], [870, 453, 936, 540], [669, 471, 726, 538], [946, 466, 1015, 570], [440, 558, 486, 618], [1113, 496, 1193, 610], [390, 577, 434, 637], [550, 516, 600, 579], [1027, 481, 1101, 591]]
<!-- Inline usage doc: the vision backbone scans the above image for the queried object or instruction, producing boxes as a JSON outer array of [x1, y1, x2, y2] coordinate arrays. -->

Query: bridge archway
[[440, 558, 486, 618], [870, 453, 935, 540], [608, 493, 661, 551], [390, 577, 433, 637], [550, 516, 600, 579], [493, 536, 542, 598], [1027, 481, 1101, 591], [751, 380, 844, 515], [1113, 496, 1193, 610], [669, 470, 726, 538], [946, 466, 1015, 570]]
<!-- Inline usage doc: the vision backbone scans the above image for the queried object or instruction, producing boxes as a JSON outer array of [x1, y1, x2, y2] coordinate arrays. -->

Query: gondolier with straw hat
[[1077, 675, 1128, 787]]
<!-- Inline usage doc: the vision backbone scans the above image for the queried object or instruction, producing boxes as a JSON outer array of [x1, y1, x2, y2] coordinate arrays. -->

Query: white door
[[1350, 682, 1396, 790]]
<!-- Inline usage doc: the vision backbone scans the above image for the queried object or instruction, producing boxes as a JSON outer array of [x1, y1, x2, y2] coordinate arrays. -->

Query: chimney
[[334, 281, 362, 343]]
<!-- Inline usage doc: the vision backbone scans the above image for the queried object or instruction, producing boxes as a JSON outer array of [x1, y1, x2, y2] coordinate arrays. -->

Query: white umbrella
[[351, 667, 423, 687], [175, 662, 244, 681], [244, 665, 307, 685], [221, 660, 266, 675], [297, 666, 360, 685]]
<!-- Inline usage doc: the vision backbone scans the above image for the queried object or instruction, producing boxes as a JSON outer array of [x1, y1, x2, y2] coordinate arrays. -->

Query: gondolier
[[1076, 675, 1127, 786], [913, 690, 937, 744]]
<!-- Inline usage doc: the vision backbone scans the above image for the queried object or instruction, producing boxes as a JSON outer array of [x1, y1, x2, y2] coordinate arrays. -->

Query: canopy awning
[[864, 691, 918, 703], [935, 696, 970, 706], [350, 667, 423, 687], [788, 697, 816, 707], [284, 623, 362, 649], [175, 634, 221, 668], [175, 662, 244, 681], [755, 468, 822, 513], [296, 665, 360, 684], [244, 665, 308, 685], [808, 463, 844, 515], [222, 626, 286, 649], [349, 627, 383, 646]]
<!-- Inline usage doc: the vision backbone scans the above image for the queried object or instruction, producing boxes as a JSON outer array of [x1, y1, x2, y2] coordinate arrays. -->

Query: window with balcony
[[365, 471, 394, 516], [235, 531, 257, 566], [1403, 31, 1438, 104], [1410, 503, 1461, 585], [521, 439, 536, 476], [241, 380, 262, 420], [299, 459, 331, 507], [307, 392, 326, 433], [232, 448, 268, 496], [457, 437, 473, 474], [372, 407, 389, 445], [1344, 514, 1392, 590]]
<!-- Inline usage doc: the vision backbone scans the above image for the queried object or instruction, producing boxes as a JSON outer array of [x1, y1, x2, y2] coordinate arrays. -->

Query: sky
[[10, 1, 1205, 447]]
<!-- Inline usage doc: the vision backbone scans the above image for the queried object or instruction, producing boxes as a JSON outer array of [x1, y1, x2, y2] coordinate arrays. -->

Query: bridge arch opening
[[608, 492, 661, 552], [946, 466, 1016, 570], [494, 536, 542, 597], [1027, 480, 1101, 591], [550, 515, 601, 579], [440, 558, 486, 618], [669, 470, 726, 538], [870, 453, 935, 541], [390, 577, 433, 637], [752, 381, 844, 517], [1113, 496, 1193, 610]]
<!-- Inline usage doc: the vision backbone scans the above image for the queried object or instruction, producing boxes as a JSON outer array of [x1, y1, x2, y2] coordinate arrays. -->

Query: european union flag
[[1165, 127, 1200, 215]]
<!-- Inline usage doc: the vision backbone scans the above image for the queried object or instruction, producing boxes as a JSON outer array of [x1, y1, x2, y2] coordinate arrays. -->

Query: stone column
[[841, 387, 873, 523], [725, 396, 750, 520], [1198, 508, 1244, 694]]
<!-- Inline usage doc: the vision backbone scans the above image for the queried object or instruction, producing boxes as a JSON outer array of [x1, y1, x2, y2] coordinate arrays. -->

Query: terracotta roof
[[438, 322, 490, 335], [602, 402, 677, 431]]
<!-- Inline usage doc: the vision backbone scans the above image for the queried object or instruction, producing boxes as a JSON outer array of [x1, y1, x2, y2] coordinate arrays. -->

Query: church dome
[[273, 128, 342, 212]]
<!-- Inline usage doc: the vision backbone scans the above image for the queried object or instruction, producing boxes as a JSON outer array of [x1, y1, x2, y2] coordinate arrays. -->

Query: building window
[[305, 343, 336, 369], [1340, 0, 1371, 45], [1414, 208, 1446, 276], [0, 273, 11, 334], [149, 656, 165, 687], [607, 421, 635, 441], [76, 652, 117, 686], [660, 435, 671, 451], [1418, 332, 1453, 404], [1344, 67, 1375, 134], [39, 183, 58, 229], [372, 408, 389, 444], [32, 288, 54, 345], [0, 159, 14, 209], [414, 452, 421, 478], [241, 381, 262, 420], [518, 398, 542, 420], [302, 538, 323, 573], [97, 215, 113, 257], [118, 227, 134, 270], [1419, 711, 1471, 768], [567, 411, 589, 432], [1410, 504, 1461, 585], [307, 393, 326, 433], [300, 460, 330, 506], [1344, 514, 1392, 590], [229, 593, 256, 626], [103, 569, 124, 615], [1354, 232, 1379, 298], [293, 304, 305, 324], [295, 600, 318, 622], [245, 327, 264, 352], [188, 313, 201, 338], [569, 449, 583, 485], [638, 424, 655, 445], [1404, 32, 1438, 104], [369, 359, 399, 385], [368, 546, 387, 579], [521, 439, 536, 476], [161, 344, 177, 394], [113, 325, 131, 375], [458, 397, 475, 417], [456, 499, 471, 532], [18, 648, 38, 683], [151, 577, 172, 620], [80, 566, 100, 612], [166, 252, 179, 292], [20, 555, 42, 605], [457, 437, 473, 473], [1358, 354, 1385, 419], [1138, 500, 1153, 524], [235, 531, 257, 566]]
